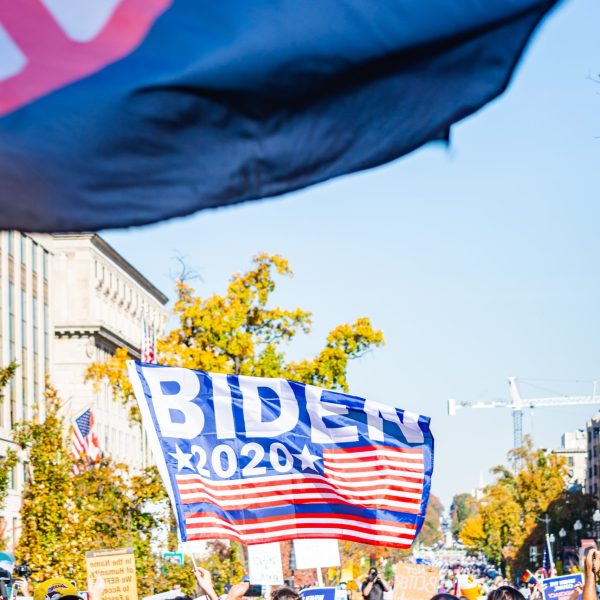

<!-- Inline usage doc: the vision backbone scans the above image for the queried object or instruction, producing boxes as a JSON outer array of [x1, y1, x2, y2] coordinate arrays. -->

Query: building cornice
[[54, 325, 141, 358], [51, 233, 169, 306]]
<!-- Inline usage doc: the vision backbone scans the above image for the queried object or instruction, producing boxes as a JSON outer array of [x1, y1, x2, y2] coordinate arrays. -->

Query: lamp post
[[574, 519, 583, 546], [558, 528, 566, 565], [592, 510, 600, 543]]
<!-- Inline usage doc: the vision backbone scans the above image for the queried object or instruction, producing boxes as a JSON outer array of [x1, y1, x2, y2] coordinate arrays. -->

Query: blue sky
[[105, 0, 600, 509]]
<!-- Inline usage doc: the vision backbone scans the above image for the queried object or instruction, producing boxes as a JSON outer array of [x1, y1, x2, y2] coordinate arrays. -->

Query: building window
[[31, 241, 36, 272], [568, 456, 574, 467], [42, 250, 48, 280], [7, 231, 13, 257], [43, 303, 49, 372], [590, 468, 593, 479], [19, 235, 25, 265], [594, 465, 598, 476], [8, 282, 14, 361]]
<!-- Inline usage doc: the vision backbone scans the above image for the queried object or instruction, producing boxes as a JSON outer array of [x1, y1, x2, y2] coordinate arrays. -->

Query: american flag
[[71, 408, 101, 475], [141, 317, 157, 363], [542, 535, 557, 578], [175, 445, 425, 547]]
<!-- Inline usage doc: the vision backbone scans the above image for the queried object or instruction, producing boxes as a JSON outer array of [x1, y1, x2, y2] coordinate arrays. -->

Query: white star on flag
[[169, 444, 194, 472], [293, 445, 321, 472]]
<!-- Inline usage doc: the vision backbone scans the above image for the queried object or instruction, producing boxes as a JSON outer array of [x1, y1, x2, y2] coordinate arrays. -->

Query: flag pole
[[546, 533, 556, 577]]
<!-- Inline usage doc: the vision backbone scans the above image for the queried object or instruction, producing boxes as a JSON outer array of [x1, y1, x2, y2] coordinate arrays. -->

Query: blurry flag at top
[[0, 0, 559, 232], [71, 408, 101, 475]]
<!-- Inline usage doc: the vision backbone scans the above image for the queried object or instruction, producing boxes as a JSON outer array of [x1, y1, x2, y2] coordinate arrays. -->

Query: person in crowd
[[271, 588, 300, 600], [362, 568, 390, 600], [582, 548, 600, 600], [487, 586, 526, 600], [430, 594, 459, 600]]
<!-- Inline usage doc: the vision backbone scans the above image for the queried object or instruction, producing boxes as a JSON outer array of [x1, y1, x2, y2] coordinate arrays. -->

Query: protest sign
[[86, 548, 138, 600], [294, 539, 341, 570], [247, 542, 284, 585], [542, 574, 583, 600], [162, 552, 183, 565], [393, 563, 439, 600], [579, 539, 596, 569], [299, 588, 336, 600]]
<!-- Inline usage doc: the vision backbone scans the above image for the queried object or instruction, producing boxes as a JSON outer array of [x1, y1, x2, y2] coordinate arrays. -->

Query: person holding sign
[[361, 569, 390, 600]]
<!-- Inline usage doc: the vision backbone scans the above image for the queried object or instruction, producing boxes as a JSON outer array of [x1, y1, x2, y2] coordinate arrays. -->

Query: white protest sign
[[293, 539, 341, 569], [247, 542, 284, 585]]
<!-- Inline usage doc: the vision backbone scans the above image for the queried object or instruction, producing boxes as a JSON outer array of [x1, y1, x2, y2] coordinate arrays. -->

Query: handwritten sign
[[542, 574, 583, 600], [247, 542, 284, 585], [293, 539, 341, 569], [86, 548, 138, 600], [393, 563, 439, 600]]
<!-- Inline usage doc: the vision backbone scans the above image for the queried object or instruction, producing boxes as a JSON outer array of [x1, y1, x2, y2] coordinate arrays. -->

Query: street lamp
[[574, 520, 583, 546], [592, 510, 600, 542]]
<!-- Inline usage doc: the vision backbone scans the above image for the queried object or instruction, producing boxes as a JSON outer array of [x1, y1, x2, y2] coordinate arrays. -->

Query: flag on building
[[127, 362, 434, 547], [71, 408, 101, 475], [0, 0, 558, 232], [141, 317, 157, 364]]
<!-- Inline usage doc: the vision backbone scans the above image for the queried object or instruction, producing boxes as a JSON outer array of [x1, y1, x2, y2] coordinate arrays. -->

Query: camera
[[13, 564, 32, 579]]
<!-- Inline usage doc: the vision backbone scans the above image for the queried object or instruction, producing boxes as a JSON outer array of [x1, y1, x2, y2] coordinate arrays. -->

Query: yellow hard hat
[[34, 578, 82, 600]]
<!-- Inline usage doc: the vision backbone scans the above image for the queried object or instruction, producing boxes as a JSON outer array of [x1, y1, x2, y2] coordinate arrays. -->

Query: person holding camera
[[361, 568, 390, 600]]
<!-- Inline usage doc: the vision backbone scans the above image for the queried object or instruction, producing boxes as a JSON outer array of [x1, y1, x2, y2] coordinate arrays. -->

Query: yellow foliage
[[87, 253, 384, 407], [459, 514, 485, 548]]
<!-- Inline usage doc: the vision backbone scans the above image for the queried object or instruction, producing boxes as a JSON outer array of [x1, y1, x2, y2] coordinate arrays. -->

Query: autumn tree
[[450, 493, 478, 537], [458, 436, 571, 571], [14, 381, 193, 595], [14, 382, 75, 582], [0, 362, 18, 547], [418, 494, 444, 546], [87, 253, 385, 418], [85, 253, 384, 584]]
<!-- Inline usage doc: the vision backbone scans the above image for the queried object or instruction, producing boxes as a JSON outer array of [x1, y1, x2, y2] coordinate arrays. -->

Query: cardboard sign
[[293, 539, 341, 569], [86, 548, 138, 600], [299, 588, 336, 600], [247, 542, 284, 585], [579, 539, 596, 569], [393, 563, 440, 600], [542, 574, 583, 600]]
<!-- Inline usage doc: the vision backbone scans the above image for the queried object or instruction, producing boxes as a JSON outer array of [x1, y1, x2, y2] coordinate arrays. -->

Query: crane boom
[[448, 377, 600, 452]]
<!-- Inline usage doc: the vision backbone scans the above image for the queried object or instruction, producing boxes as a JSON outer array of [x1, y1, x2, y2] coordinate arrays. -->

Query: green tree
[[450, 493, 478, 537]]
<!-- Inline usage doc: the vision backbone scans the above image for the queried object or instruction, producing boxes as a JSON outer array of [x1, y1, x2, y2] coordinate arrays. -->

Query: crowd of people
[[8, 550, 600, 600]]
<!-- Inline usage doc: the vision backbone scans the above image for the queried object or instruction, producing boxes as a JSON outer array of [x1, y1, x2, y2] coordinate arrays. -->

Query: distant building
[[587, 417, 600, 501], [50, 233, 168, 469], [0, 231, 168, 550], [0, 231, 52, 551], [550, 430, 587, 492]]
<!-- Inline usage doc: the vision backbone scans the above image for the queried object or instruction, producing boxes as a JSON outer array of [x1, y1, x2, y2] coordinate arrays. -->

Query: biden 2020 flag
[[128, 362, 434, 547], [0, 0, 558, 232]]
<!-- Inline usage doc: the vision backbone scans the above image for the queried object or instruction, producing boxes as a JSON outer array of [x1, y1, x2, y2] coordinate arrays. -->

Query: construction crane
[[448, 376, 600, 450]]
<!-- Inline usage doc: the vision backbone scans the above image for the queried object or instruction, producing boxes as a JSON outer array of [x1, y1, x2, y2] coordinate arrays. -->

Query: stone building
[[0, 231, 168, 549]]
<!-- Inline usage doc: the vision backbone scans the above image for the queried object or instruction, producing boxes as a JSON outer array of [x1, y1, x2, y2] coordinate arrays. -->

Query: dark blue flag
[[0, 0, 558, 232]]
